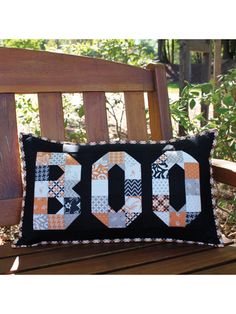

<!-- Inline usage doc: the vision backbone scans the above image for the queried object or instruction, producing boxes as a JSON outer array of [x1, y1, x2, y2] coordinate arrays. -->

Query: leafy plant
[[62, 93, 87, 143], [170, 69, 236, 230], [170, 68, 236, 162], [57, 39, 157, 67], [106, 93, 127, 140], [15, 94, 40, 135]]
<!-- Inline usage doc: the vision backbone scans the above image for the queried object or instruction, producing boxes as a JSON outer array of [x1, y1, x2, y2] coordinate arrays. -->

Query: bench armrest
[[212, 159, 236, 187]]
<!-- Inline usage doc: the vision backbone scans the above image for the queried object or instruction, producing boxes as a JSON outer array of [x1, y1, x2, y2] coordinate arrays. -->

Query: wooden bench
[[0, 47, 236, 275]]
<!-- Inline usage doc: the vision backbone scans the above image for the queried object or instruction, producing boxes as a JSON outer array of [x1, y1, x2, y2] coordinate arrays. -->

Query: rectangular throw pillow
[[13, 130, 224, 247]]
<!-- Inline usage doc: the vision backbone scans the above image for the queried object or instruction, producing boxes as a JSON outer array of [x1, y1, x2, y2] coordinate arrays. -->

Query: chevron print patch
[[124, 179, 142, 196]]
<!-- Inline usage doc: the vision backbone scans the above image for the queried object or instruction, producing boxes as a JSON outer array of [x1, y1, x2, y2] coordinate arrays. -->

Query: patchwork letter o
[[151, 151, 201, 227], [91, 151, 142, 228]]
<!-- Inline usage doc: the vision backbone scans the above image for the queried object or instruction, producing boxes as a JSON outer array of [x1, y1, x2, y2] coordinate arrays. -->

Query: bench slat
[[0, 198, 22, 227], [0, 243, 151, 274], [0, 94, 22, 226], [193, 260, 236, 274], [17, 243, 211, 274], [0, 48, 154, 93], [147, 64, 172, 140], [212, 158, 236, 187], [124, 92, 148, 141], [111, 246, 236, 274], [38, 93, 65, 141], [147, 91, 162, 140], [84, 92, 109, 142], [0, 242, 71, 259]]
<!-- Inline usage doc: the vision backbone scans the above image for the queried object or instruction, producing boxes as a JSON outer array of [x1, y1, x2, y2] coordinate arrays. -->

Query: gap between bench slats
[[16, 244, 212, 275], [0, 94, 22, 226], [110, 246, 236, 274]]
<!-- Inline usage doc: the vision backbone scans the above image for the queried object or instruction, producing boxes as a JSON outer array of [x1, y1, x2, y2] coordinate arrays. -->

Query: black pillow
[[13, 130, 223, 247]]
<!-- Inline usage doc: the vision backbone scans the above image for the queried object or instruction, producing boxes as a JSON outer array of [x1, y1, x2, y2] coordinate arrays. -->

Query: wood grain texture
[[38, 93, 65, 141], [213, 40, 221, 86], [0, 94, 22, 217], [18, 244, 211, 275], [0, 242, 71, 259], [200, 49, 212, 126], [83, 92, 109, 142], [124, 92, 148, 140], [188, 40, 211, 53], [0, 198, 22, 227], [147, 91, 162, 140], [0, 48, 154, 93], [0, 243, 152, 274], [111, 246, 236, 274], [0, 242, 235, 275], [212, 158, 236, 186], [193, 261, 236, 274], [147, 64, 172, 140]]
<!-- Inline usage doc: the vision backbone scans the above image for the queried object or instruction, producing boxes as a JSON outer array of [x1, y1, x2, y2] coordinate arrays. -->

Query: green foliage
[[171, 70, 236, 223], [170, 68, 236, 162], [62, 93, 87, 143], [15, 93, 87, 142], [15, 95, 40, 136], [58, 39, 157, 67], [106, 93, 126, 140], [0, 39, 46, 50]]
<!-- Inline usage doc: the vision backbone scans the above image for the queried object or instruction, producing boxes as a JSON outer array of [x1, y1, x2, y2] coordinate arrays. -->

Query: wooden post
[[213, 40, 222, 118], [171, 39, 175, 64], [214, 40, 221, 86], [179, 40, 191, 135], [200, 41, 212, 126], [179, 40, 191, 92]]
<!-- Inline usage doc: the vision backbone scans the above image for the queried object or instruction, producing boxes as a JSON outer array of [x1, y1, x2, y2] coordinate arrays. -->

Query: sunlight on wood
[[10, 256, 19, 272]]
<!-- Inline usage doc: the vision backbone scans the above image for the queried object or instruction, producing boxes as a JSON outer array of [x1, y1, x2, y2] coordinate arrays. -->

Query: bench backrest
[[0, 47, 172, 227]]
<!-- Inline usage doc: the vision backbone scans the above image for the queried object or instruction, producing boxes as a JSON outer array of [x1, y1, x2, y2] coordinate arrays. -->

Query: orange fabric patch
[[48, 214, 65, 229], [92, 164, 108, 180], [34, 197, 47, 214], [93, 213, 109, 227], [66, 154, 79, 165], [109, 152, 124, 164], [36, 152, 52, 165], [169, 212, 186, 227], [185, 163, 199, 179]]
